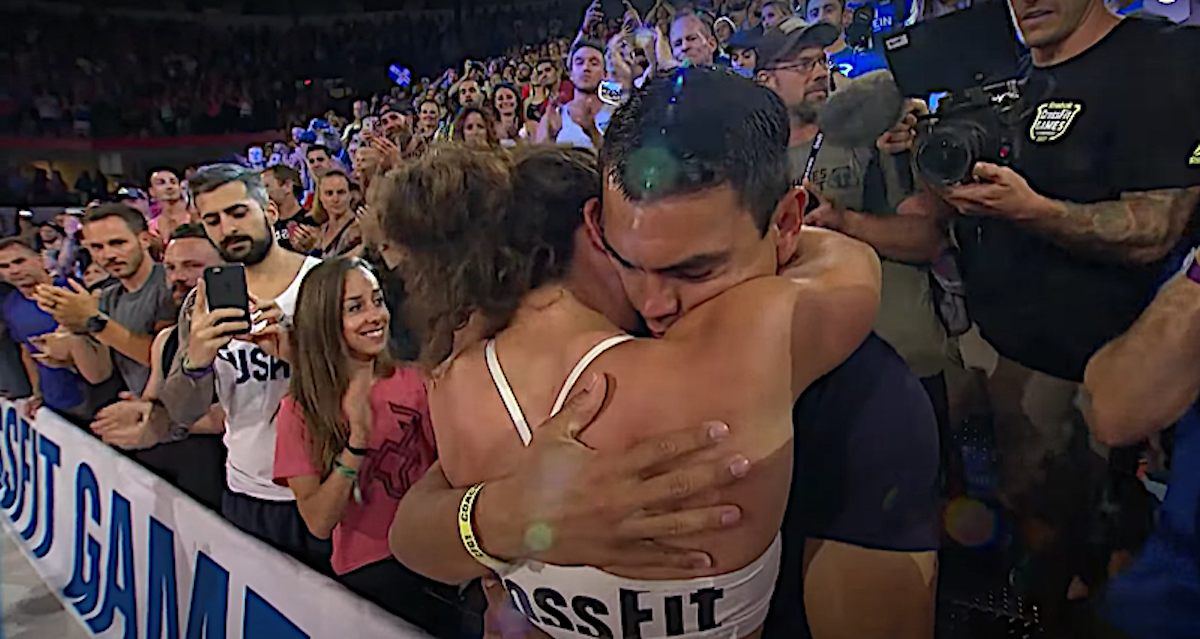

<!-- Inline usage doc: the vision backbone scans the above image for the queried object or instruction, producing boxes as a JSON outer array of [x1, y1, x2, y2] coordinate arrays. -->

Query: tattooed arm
[[943, 162, 1200, 265], [1084, 262, 1200, 447], [1029, 187, 1200, 265]]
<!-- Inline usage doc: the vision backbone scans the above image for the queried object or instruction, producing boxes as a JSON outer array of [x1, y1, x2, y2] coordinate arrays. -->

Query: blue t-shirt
[[2, 281, 85, 412], [829, 46, 891, 79], [763, 334, 941, 638]]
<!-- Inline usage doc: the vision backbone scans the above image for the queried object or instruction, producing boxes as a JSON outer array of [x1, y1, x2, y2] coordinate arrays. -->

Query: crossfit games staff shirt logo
[[1029, 101, 1083, 143], [1189, 142, 1200, 167]]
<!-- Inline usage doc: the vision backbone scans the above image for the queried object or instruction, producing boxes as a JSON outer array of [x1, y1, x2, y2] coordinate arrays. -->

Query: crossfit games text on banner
[[0, 398, 431, 639]]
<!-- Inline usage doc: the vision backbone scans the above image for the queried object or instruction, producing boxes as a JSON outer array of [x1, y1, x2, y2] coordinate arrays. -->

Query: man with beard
[[756, 20, 952, 435], [158, 164, 328, 569], [535, 41, 608, 150], [35, 204, 177, 397], [147, 167, 194, 244], [457, 78, 486, 110], [92, 223, 227, 511]]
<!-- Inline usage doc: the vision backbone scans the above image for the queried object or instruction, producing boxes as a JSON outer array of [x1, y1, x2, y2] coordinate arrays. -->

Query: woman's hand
[[343, 366, 374, 447]]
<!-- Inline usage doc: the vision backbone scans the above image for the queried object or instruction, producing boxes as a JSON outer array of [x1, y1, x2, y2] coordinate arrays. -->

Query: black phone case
[[203, 266, 250, 329]]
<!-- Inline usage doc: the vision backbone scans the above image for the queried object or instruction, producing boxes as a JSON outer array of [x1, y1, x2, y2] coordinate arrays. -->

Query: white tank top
[[215, 256, 320, 501], [554, 105, 612, 151], [483, 335, 782, 639]]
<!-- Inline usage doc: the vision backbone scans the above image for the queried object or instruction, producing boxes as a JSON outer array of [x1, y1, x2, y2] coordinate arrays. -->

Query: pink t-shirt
[[273, 368, 436, 575]]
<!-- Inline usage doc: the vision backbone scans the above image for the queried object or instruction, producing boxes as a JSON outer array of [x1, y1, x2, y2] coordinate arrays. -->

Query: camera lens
[[916, 120, 987, 186]]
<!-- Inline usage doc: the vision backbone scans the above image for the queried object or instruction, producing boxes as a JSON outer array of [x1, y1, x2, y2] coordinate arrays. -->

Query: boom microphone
[[816, 69, 906, 150]]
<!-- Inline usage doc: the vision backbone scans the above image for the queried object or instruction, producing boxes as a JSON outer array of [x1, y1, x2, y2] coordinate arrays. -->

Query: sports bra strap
[[485, 339, 533, 445], [550, 335, 635, 416]]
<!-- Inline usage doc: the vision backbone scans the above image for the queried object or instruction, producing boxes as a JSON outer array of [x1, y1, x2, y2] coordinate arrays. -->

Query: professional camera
[[914, 79, 1024, 186], [881, 3, 1028, 185]]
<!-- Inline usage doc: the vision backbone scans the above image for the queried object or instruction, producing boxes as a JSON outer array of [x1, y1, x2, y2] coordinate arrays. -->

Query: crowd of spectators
[[0, 2, 575, 138], [2, 1, 1199, 639]]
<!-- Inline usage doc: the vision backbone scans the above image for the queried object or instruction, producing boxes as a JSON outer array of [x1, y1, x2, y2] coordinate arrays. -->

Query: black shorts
[[221, 490, 333, 575]]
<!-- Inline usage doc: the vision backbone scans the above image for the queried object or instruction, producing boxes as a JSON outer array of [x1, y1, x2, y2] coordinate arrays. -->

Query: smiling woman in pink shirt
[[273, 256, 454, 633]]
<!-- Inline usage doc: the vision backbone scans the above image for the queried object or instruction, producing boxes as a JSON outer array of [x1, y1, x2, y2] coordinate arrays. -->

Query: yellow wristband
[[458, 483, 512, 574]]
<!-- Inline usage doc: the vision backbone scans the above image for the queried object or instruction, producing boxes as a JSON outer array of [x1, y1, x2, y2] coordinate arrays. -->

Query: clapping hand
[[92, 392, 158, 450], [33, 280, 98, 333]]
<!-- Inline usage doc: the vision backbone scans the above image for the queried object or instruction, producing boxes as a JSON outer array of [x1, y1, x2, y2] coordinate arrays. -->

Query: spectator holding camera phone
[[159, 164, 328, 570]]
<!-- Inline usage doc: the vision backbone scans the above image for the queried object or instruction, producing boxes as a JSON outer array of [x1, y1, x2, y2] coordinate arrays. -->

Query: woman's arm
[[288, 448, 364, 540]]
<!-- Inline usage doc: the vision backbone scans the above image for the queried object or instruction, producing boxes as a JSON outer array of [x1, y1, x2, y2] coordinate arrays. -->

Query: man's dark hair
[[306, 144, 331, 159], [169, 222, 214, 245], [147, 166, 180, 184], [84, 203, 149, 234], [0, 234, 37, 253], [600, 67, 790, 234], [188, 163, 270, 210], [534, 58, 556, 71], [569, 40, 605, 62]]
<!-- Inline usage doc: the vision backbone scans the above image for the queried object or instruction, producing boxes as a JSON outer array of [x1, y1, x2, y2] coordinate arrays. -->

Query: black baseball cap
[[727, 26, 764, 52], [755, 17, 840, 72]]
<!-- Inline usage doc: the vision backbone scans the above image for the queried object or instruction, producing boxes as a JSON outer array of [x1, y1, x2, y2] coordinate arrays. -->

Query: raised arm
[[390, 374, 749, 584]]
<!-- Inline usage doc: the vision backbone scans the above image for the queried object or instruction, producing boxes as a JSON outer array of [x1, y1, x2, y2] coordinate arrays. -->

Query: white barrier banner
[[0, 398, 432, 639]]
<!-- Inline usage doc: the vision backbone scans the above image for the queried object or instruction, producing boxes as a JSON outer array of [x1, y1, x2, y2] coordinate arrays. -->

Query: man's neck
[[120, 253, 155, 293], [533, 85, 551, 101], [790, 119, 820, 147], [278, 197, 302, 221], [570, 91, 600, 113], [161, 198, 187, 217], [245, 245, 305, 297], [1031, 9, 1121, 67]]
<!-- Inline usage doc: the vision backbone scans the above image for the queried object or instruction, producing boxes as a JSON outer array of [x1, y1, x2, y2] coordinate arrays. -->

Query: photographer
[[870, 0, 1199, 625]]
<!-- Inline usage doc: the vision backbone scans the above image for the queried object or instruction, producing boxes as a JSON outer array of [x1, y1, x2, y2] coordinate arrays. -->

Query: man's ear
[[842, 7, 853, 28], [582, 197, 605, 251], [264, 198, 280, 227], [138, 231, 154, 253], [756, 70, 774, 89], [771, 186, 805, 267]]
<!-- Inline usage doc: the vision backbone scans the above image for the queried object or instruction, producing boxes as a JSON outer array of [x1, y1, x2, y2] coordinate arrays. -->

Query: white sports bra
[[483, 335, 782, 639]]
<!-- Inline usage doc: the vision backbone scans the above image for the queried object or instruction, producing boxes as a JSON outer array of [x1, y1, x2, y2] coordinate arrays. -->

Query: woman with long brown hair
[[310, 170, 362, 258], [381, 119, 880, 639], [451, 106, 501, 149], [272, 256, 451, 634], [491, 83, 526, 147]]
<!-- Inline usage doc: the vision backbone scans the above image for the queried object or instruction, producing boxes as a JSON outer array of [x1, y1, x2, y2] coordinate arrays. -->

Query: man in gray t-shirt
[[98, 264, 175, 394], [34, 204, 176, 397]]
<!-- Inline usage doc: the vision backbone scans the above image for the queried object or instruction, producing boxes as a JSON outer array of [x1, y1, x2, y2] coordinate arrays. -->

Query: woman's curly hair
[[370, 144, 601, 371]]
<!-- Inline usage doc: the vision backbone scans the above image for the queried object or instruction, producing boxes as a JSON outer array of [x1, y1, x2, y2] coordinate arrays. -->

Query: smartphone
[[203, 265, 250, 333]]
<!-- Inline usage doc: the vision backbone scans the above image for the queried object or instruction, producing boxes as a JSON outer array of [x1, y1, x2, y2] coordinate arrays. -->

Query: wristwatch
[[85, 314, 109, 334]]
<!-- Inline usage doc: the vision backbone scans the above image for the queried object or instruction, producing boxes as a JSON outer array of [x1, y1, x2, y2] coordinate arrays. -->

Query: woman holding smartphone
[[273, 257, 452, 633]]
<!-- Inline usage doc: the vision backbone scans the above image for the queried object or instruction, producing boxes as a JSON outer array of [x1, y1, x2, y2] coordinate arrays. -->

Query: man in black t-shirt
[[885, 0, 1200, 625], [262, 164, 317, 254]]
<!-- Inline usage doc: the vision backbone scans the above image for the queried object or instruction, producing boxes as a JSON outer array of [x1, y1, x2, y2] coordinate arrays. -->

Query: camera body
[[915, 80, 1024, 186], [881, 3, 1027, 185]]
